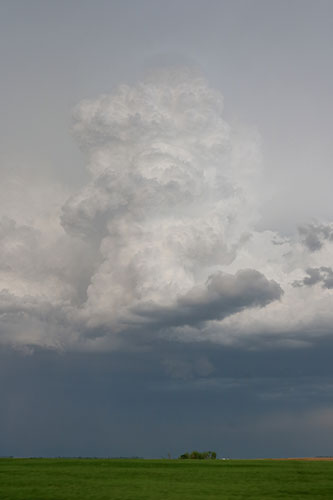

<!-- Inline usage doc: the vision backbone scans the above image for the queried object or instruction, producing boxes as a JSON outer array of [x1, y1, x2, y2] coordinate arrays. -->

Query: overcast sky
[[2, 0, 333, 459]]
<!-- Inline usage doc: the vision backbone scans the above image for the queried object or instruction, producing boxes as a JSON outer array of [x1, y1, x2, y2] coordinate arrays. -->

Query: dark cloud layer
[[133, 269, 283, 328], [2, 342, 333, 459]]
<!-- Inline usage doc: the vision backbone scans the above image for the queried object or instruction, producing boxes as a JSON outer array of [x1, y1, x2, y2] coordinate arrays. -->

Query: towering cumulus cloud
[[1, 68, 333, 350], [61, 68, 280, 339]]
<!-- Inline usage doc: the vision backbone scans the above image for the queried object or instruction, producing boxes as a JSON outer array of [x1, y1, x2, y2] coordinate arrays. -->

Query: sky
[[1, 0, 333, 459]]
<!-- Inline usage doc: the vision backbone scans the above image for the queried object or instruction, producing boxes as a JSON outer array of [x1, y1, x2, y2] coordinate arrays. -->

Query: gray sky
[[1, 0, 333, 458]]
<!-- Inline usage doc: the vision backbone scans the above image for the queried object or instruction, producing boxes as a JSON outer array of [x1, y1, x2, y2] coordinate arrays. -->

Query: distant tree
[[178, 450, 217, 460]]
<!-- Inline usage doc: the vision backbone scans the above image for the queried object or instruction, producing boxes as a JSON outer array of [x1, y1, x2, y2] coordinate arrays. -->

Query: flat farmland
[[1, 458, 333, 499]]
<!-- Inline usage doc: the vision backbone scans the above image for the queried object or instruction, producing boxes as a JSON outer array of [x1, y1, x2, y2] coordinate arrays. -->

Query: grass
[[1, 458, 333, 499]]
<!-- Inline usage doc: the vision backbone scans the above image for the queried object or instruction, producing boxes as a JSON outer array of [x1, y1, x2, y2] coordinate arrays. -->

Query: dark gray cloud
[[293, 267, 333, 289], [298, 223, 333, 252], [2, 340, 333, 459], [132, 269, 283, 328]]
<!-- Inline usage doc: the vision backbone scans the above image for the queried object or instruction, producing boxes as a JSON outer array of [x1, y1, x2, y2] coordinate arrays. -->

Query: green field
[[1, 458, 333, 499]]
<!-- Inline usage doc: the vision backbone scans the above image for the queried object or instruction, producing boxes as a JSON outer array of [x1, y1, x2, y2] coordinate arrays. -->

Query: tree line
[[179, 450, 217, 460]]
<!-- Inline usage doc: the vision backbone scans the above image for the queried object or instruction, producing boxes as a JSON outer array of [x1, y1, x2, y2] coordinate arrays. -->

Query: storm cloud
[[3, 0, 333, 460], [133, 269, 282, 328], [0, 68, 333, 352]]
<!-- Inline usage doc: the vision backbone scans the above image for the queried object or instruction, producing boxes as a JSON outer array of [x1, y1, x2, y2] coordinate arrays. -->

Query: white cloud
[[2, 68, 333, 350]]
